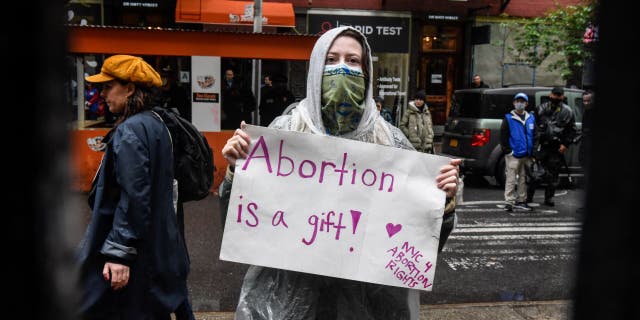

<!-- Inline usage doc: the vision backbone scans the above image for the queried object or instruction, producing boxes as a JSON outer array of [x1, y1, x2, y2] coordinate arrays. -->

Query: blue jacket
[[77, 110, 189, 316], [500, 110, 535, 158]]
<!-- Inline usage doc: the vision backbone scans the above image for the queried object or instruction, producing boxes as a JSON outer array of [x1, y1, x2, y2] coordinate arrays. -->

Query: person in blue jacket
[[500, 92, 536, 212], [76, 55, 193, 320]]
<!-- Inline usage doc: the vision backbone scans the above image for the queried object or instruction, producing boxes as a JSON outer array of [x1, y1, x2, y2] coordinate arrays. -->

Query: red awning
[[176, 0, 295, 27]]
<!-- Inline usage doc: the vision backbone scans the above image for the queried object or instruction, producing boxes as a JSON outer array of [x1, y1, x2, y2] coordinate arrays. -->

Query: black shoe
[[515, 202, 533, 211], [543, 199, 555, 207], [504, 204, 513, 212]]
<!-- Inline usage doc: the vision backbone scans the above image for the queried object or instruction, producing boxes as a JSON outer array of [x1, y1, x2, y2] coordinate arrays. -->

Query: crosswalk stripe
[[448, 234, 580, 240], [452, 226, 580, 233], [455, 222, 581, 227], [444, 254, 575, 270]]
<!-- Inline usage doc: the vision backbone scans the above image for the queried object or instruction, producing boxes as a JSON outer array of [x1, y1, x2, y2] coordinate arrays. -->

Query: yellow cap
[[85, 55, 162, 88]]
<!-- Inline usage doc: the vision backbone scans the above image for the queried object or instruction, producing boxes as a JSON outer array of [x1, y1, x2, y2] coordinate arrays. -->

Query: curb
[[190, 300, 571, 320]]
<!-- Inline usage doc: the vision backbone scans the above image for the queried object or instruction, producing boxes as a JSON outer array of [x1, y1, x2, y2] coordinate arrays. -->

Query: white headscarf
[[271, 26, 413, 149]]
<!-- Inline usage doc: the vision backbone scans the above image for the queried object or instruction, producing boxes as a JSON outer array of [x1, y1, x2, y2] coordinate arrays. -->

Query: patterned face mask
[[321, 63, 366, 135], [514, 102, 526, 111]]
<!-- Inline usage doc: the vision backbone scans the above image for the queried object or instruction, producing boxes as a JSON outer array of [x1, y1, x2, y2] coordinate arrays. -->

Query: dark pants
[[175, 202, 196, 320], [174, 299, 195, 320], [527, 147, 563, 202]]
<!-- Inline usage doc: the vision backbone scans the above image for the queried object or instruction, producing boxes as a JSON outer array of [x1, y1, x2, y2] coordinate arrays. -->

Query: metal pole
[[76, 56, 85, 129], [252, 0, 263, 125]]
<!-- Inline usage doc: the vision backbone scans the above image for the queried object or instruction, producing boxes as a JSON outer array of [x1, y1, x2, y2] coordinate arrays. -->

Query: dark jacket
[[500, 110, 535, 158], [259, 83, 296, 127], [534, 101, 577, 150], [77, 111, 190, 316], [222, 77, 256, 129], [470, 81, 489, 88]]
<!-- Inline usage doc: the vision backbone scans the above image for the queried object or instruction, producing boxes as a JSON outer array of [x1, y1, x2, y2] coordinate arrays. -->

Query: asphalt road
[[422, 175, 584, 305]]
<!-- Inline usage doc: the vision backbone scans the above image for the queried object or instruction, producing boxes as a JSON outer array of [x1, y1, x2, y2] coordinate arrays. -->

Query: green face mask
[[321, 63, 366, 135]]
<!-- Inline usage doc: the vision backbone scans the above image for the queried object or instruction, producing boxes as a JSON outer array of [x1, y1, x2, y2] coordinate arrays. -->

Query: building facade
[[65, 0, 583, 191]]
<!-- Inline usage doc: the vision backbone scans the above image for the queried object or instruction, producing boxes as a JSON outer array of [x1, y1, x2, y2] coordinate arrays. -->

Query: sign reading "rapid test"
[[220, 125, 450, 291]]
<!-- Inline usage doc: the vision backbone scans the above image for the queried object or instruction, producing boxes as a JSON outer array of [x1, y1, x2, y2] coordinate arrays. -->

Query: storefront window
[[67, 54, 194, 129], [66, 55, 302, 130], [372, 53, 409, 126]]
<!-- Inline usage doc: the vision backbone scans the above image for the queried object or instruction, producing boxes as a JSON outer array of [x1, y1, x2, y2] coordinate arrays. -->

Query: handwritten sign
[[220, 125, 450, 291]]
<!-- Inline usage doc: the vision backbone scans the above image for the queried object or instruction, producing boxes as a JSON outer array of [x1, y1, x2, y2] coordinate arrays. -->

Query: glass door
[[418, 25, 462, 125]]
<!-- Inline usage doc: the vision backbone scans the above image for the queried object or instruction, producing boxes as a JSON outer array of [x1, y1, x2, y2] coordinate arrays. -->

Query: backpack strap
[[151, 108, 174, 148]]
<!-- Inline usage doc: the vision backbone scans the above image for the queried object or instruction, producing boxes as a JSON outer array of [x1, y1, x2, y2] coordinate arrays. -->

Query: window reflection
[[421, 26, 458, 52]]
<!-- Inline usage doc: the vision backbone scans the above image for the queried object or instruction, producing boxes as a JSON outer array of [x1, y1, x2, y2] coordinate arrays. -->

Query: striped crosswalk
[[441, 202, 582, 271]]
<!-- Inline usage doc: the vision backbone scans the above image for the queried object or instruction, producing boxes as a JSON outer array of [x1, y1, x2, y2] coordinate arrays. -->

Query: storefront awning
[[176, 0, 295, 27], [66, 25, 317, 60]]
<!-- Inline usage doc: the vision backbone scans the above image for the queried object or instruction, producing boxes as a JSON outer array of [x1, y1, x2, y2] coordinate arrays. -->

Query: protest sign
[[220, 125, 451, 291]]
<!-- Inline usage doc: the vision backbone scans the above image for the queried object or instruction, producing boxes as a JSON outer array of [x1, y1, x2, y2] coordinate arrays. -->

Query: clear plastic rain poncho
[[221, 26, 456, 320]]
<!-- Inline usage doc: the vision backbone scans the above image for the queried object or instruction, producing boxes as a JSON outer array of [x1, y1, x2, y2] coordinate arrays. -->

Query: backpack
[[152, 106, 215, 202]]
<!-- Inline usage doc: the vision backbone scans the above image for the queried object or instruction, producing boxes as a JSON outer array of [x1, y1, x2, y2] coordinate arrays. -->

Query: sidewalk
[[191, 300, 571, 320]]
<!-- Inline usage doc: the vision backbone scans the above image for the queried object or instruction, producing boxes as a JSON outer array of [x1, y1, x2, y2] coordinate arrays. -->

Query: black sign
[[308, 14, 410, 53], [121, 1, 164, 9], [426, 14, 460, 21]]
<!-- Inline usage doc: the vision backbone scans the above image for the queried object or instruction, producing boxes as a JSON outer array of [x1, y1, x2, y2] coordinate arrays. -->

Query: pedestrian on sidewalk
[[76, 55, 194, 320], [374, 95, 394, 123], [500, 92, 535, 212], [220, 26, 461, 320], [399, 90, 435, 154]]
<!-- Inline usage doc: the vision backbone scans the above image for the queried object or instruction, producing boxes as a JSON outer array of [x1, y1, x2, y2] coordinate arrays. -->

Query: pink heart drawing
[[386, 223, 402, 238]]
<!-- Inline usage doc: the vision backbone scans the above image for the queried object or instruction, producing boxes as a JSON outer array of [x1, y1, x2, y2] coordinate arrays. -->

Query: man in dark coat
[[221, 68, 256, 129], [259, 74, 296, 126], [527, 86, 577, 206]]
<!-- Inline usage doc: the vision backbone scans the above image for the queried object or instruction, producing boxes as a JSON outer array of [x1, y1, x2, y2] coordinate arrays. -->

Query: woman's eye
[[348, 58, 361, 65]]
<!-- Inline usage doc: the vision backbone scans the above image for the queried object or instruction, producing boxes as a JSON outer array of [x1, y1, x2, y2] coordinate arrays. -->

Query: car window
[[452, 88, 585, 121], [483, 94, 514, 119], [451, 91, 512, 119], [572, 96, 584, 122], [451, 92, 482, 117]]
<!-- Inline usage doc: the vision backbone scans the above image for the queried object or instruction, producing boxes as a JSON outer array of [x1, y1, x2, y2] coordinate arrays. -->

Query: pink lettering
[[380, 172, 395, 192], [235, 197, 259, 227], [423, 261, 433, 273], [302, 215, 319, 245], [319, 161, 336, 183], [277, 140, 294, 177], [241, 136, 272, 172], [335, 153, 348, 185], [401, 241, 423, 263], [299, 159, 317, 178], [361, 169, 377, 186], [242, 139, 396, 192], [271, 210, 288, 228], [302, 210, 349, 246]]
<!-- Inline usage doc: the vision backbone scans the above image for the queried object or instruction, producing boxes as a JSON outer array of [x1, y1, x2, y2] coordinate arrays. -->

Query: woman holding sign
[[221, 26, 461, 320]]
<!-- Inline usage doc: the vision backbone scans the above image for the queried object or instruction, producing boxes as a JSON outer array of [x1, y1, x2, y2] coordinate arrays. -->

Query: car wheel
[[495, 156, 506, 187]]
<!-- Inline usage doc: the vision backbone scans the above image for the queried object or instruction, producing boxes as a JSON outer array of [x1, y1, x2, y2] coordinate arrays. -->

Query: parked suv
[[440, 86, 585, 187]]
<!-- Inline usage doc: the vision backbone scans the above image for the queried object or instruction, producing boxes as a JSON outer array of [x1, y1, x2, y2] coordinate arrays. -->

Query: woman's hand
[[222, 121, 251, 167], [103, 262, 129, 290], [436, 158, 462, 198]]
